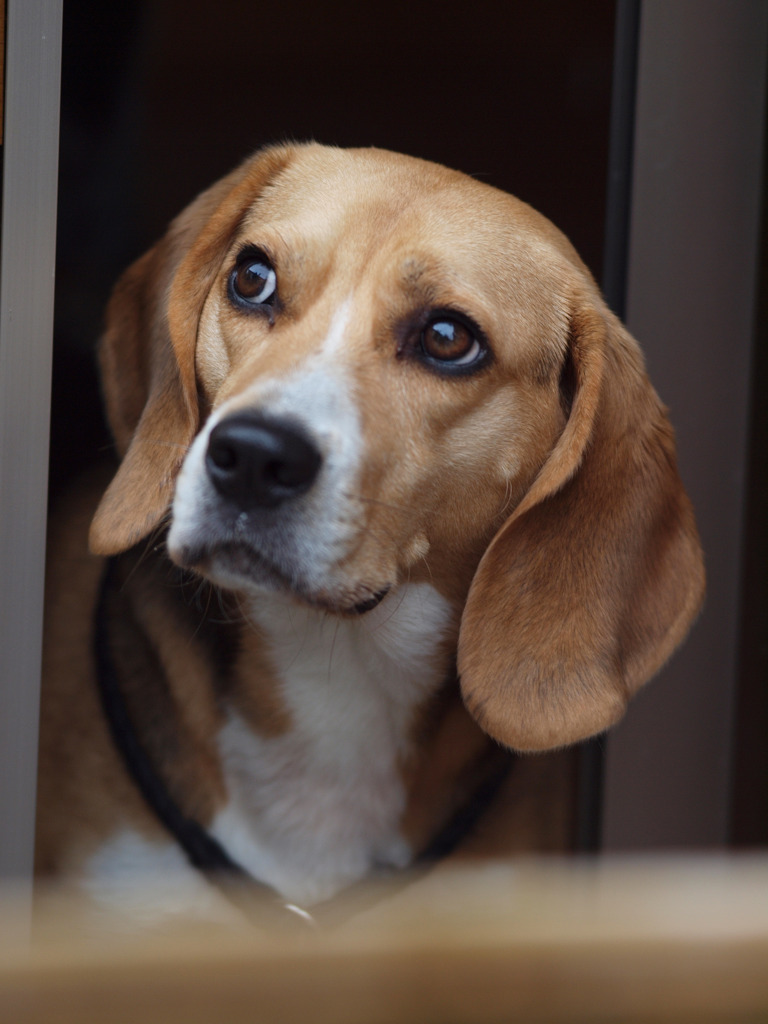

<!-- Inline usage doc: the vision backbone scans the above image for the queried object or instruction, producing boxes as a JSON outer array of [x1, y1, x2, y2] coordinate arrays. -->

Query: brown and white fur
[[37, 144, 704, 917]]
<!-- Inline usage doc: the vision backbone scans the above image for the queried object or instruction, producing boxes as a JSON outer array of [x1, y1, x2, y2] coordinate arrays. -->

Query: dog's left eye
[[418, 315, 486, 370], [229, 251, 277, 309]]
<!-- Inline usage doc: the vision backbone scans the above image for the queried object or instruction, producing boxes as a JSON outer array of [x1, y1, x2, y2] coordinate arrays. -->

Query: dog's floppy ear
[[457, 292, 705, 752], [89, 147, 293, 555]]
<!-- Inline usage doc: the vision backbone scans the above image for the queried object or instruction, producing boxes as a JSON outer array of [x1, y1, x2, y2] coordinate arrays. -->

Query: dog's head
[[89, 143, 704, 752]]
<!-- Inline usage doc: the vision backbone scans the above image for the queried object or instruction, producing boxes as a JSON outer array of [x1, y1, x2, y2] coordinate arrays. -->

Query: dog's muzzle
[[206, 412, 322, 509]]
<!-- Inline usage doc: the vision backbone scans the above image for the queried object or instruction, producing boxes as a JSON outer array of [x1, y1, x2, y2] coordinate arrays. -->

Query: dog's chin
[[169, 540, 390, 616]]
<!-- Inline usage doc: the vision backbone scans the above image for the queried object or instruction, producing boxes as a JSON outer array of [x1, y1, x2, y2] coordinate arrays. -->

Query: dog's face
[[90, 144, 704, 751], [167, 147, 572, 613]]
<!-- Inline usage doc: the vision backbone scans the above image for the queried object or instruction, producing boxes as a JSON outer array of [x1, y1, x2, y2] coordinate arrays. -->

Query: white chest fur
[[210, 582, 455, 905]]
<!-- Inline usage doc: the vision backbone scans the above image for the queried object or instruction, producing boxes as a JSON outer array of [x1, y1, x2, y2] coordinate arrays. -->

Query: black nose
[[205, 413, 322, 508]]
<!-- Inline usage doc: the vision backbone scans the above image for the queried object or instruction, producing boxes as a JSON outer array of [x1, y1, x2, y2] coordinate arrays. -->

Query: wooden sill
[[2, 856, 767, 1023]]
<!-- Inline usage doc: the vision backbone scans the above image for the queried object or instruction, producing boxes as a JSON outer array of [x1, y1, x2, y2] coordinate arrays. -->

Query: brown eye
[[229, 250, 277, 309], [421, 318, 482, 366]]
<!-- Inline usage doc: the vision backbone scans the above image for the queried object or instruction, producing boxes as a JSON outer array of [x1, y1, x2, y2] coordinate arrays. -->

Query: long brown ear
[[89, 146, 294, 555], [457, 296, 705, 752]]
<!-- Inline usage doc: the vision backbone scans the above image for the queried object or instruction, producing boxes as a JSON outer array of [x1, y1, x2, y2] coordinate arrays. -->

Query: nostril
[[206, 413, 322, 508], [208, 439, 238, 472]]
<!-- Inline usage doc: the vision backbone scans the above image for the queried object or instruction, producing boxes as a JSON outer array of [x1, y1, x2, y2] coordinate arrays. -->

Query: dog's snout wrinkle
[[206, 413, 322, 509]]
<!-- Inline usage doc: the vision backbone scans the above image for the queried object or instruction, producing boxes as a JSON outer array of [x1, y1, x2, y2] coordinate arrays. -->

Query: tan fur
[[459, 303, 705, 750], [39, 144, 704, 888]]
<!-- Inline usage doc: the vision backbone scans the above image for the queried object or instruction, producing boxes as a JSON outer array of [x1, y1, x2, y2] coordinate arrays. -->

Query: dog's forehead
[[263, 145, 482, 214], [241, 147, 563, 262]]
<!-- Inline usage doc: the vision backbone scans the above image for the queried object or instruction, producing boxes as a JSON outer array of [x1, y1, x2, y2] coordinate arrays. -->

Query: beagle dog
[[37, 144, 704, 918]]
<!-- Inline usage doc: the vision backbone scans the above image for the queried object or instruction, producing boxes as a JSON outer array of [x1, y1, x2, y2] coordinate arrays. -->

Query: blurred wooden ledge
[[2, 856, 768, 1024]]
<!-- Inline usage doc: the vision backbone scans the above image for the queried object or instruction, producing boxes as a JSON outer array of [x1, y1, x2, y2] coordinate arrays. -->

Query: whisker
[[231, 590, 252, 629], [108, 515, 172, 592], [342, 492, 419, 516], [326, 618, 342, 686], [352, 520, 401, 552], [499, 478, 518, 518], [211, 586, 240, 626], [415, 547, 435, 589], [185, 580, 217, 642], [134, 438, 192, 454]]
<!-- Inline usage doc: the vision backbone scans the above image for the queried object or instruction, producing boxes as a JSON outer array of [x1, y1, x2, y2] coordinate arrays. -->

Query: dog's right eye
[[229, 250, 277, 310]]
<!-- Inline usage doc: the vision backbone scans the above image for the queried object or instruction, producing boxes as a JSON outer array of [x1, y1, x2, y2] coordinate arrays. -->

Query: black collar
[[94, 555, 512, 929]]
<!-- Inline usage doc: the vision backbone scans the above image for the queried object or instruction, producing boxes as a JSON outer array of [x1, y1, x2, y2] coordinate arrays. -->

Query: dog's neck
[[208, 583, 458, 904]]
